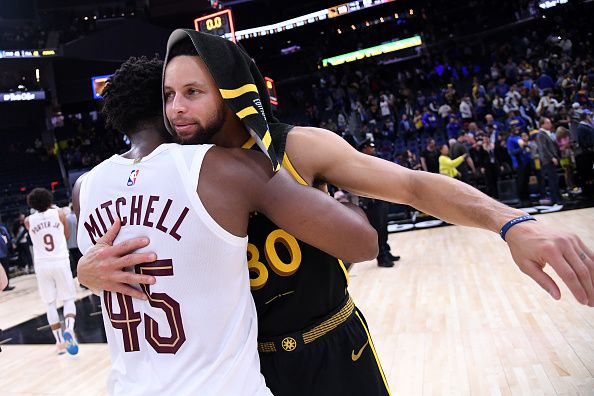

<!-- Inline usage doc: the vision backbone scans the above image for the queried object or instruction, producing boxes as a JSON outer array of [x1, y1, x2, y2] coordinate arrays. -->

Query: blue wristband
[[500, 215, 536, 241]]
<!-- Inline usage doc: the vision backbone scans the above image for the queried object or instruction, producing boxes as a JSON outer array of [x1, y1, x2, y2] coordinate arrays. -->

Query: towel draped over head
[[163, 28, 292, 172]]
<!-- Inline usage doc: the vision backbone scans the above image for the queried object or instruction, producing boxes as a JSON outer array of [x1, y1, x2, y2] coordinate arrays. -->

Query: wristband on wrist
[[500, 215, 536, 241]]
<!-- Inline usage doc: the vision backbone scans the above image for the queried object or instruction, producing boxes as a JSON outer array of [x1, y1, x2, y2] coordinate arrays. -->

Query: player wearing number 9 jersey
[[73, 56, 378, 396], [25, 188, 78, 355]]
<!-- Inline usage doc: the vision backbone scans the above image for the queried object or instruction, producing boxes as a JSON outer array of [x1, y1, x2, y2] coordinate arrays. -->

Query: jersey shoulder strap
[[268, 123, 293, 159]]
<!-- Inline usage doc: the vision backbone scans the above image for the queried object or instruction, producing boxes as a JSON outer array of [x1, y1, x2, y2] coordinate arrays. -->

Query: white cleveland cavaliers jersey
[[77, 144, 271, 396], [28, 208, 69, 262]]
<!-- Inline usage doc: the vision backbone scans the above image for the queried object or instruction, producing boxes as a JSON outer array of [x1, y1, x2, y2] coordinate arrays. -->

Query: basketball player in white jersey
[[73, 57, 377, 395], [25, 188, 79, 355]]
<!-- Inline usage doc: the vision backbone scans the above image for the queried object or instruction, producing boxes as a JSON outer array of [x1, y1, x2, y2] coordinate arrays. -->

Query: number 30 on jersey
[[247, 229, 302, 290]]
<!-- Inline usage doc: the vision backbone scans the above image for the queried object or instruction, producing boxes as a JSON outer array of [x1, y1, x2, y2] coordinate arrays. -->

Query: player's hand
[[505, 221, 594, 306], [77, 218, 156, 300]]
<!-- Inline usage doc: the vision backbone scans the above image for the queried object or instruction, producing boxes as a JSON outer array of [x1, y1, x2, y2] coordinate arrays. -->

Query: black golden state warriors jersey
[[244, 130, 350, 339]]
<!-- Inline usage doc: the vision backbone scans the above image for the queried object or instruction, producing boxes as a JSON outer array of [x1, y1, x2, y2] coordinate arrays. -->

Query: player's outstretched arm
[[59, 208, 70, 240], [209, 148, 378, 263], [286, 127, 594, 306], [72, 176, 156, 299]]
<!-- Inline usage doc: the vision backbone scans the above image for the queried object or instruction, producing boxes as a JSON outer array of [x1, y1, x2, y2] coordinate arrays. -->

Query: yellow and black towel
[[163, 28, 293, 172]]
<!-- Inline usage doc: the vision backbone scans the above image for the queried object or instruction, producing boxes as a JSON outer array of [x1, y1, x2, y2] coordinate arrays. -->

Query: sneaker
[[377, 258, 394, 268], [387, 253, 401, 262], [56, 342, 67, 355], [2, 285, 15, 291], [63, 329, 79, 355]]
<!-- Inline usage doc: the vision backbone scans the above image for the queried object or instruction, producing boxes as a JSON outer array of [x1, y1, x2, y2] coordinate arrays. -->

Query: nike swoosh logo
[[351, 339, 369, 362]]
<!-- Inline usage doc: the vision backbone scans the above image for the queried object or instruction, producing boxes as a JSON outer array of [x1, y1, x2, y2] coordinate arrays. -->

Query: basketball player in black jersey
[[78, 32, 594, 396]]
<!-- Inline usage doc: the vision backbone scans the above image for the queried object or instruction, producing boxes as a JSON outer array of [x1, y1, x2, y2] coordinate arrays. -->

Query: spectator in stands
[[416, 90, 427, 108], [0, 216, 15, 291], [504, 85, 522, 113], [536, 90, 564, 117], [486, 123, 498, 146], [519, 132, 534, 200], [429, 99, 439, 114], [398, 113, 413, 143], [576, 110, 594, 195], [536, 117, 563, 204], [472, 77, 487, 101], [559, 37, 572, 57], [358, 140, 398, 267], [379, 94, 392, 121], [337, 113, 347, 132], [400, 150, 421, 171], [422, 108, 438, 137], [507, 127, 530, 203], [504, 58, 518, 83], [459, 95, 473, 122], [439, 144, 467, 178], [577, 110, 594, 149], [65, 205, 83, 280], [528, 130, 546, 199], [495, 133, 513, 175], [450, 133, 476, 183], [420, 139, 440, 173], [495, 78, 510, 97], [561, 73, 576, 99], [556, 126, 579, 194], [367, 96, 380, 120], [536, 70, 555, 91], [477, 135, 499, 198], [475, 95, 488, 121], [490, 64, 501, 81], [383, 118, 396, 140], [413, 110, 424, 136], [485, 114, 504, 138], [13, 214, 33, 274], [519, 97, 537, 128], [506, 111, 527, 133], [447, 116, 462, 140], [437, 101, 452, 121], [467, 122, 482, 138], [402, 99, 414, 119], [491, 94, 506, 119]]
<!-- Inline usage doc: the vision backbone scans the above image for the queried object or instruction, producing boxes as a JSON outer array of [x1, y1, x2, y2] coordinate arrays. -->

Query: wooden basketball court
[[1, 208, 593, 395]]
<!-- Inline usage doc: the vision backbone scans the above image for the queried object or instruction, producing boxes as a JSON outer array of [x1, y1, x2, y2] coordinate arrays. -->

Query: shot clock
[[194, 9, 237, 43]]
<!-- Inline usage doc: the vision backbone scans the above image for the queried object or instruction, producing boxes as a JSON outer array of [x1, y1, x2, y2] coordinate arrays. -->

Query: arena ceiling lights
[[223, 0, 395, 41], [321, 35, 422, 67], [538, 0, 568, 9]]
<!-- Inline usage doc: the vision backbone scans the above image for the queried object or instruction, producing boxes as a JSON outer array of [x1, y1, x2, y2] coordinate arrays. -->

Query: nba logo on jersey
[[127, 170, 140, 186], [253, 98, 266, 121]]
